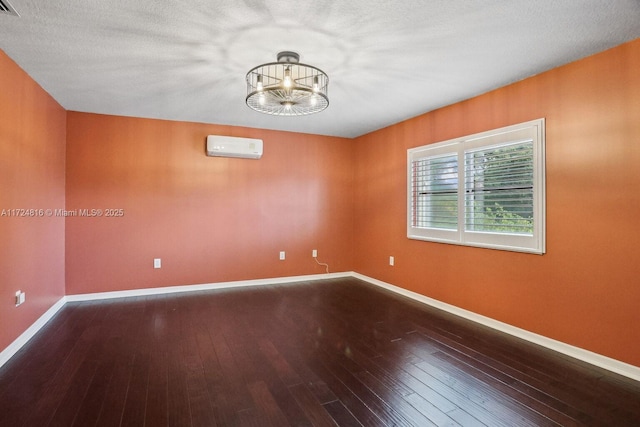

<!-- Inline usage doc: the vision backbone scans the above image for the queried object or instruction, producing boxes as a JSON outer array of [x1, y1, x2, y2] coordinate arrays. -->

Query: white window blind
[[411, 154, 458, 230], [464, 141, 534, 234], [407, 119, 545, 254]]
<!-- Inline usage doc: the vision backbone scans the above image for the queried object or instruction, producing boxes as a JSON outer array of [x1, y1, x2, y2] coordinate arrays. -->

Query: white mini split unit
[[206, 135, 263, 159]]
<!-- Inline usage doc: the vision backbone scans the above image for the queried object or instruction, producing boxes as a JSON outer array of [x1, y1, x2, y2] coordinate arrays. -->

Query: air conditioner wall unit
[[206, 135, 263, 159]]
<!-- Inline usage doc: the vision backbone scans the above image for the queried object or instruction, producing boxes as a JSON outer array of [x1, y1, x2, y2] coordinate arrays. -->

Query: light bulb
[[283, 101, 293, 110], [310, 95, 317, 106], [283, 67, 292, 88], [312, 76, 319, 93], [256, 75, 263, 92]]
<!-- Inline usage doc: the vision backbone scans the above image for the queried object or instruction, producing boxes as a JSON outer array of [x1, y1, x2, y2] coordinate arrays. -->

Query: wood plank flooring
[[1, 277, 639, 426]]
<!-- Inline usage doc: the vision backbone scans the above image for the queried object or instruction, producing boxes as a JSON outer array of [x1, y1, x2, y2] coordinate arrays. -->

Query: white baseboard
[[65, 272, 351, 302], [3, 271, 639, 382], [352, 272, 640, 382], [0, 296, 67, 368]]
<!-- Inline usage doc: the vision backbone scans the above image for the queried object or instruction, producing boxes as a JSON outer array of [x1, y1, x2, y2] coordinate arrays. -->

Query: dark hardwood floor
[[1, 277, 639, 426]]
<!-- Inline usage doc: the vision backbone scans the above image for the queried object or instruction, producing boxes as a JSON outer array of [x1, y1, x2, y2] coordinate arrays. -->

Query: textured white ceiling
[[1, 0, 639, 137]]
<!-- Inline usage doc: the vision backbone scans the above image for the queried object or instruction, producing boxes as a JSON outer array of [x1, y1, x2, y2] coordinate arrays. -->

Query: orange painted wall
[[65, 113, 354, 294], [353, 39, 640, 366], [0, 50, 66, 352]]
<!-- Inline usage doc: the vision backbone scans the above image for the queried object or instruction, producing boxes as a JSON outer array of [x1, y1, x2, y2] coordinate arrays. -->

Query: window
[[408, 119, 545, 254]]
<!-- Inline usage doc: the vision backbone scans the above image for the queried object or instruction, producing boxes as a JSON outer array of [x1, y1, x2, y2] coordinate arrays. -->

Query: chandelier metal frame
[[246, 51, 329, 116]]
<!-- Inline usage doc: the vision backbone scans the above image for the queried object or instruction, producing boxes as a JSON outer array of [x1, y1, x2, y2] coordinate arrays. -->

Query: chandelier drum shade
[[246, 51, 329, 116]]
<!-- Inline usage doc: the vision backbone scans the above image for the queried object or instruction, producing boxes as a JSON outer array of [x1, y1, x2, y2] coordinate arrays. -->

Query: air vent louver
[[0, 0, 19, 17]]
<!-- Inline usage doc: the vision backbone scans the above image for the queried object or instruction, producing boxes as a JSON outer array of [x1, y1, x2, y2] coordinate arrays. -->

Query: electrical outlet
[[312, 249, 317, 258], [389, 256, 395, 266], [154, 258, 161, 269], [279, 251, 286, 260], [15, 290, 25, 306]]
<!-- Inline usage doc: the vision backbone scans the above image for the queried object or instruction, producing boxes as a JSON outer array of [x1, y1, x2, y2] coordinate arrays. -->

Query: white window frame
[[407, 119, 546, 254]]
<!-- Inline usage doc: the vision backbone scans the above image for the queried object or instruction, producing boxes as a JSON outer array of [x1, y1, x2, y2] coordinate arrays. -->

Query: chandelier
[[246, 51, 329, 116]]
